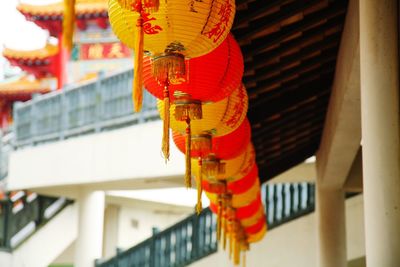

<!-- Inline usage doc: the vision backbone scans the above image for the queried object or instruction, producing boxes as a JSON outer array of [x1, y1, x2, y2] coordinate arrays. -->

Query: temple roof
[[3, 44, 58, 61], [17, 0, 108, 17], [0, 77, 52, 100]]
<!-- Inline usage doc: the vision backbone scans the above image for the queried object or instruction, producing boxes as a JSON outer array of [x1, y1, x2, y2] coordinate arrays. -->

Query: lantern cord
[[196, 158, 203, 214], [184, 119, 192, 188], [161, 82, 170, 162], [63, 0, 75, 51], [133, 10, 144, 112], [217, 198, 222, 242]]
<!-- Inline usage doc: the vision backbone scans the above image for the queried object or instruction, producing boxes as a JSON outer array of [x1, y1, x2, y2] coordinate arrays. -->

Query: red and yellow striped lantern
[[172, 118, 251, 159]]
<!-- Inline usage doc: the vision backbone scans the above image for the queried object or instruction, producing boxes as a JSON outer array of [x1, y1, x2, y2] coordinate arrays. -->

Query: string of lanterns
[[108, 0, 266, 265]]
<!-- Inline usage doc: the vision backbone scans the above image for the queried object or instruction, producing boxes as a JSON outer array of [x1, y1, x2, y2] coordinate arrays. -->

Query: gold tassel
[[217, 196, 222, 242], [152, 53, 185, 85], [234, 238, 240, 266], [223, 211, 227, 250], [191, 134, 212, 153], [242, 250, 246, 267], [133, 12, 144, 112], [184, 119, 192, 188], [202, 154, 225, 179], [174, 100, 202, 121], [196, 158, 203, 214], [63, 0, 75, 50], [161, 84, 170, 161], [229, 232, 234, 260]]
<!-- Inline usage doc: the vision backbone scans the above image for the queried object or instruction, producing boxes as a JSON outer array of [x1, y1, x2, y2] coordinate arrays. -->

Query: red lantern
[[235, 195, 262, 220], [227, 164, 258, 194], [143, 33, 243, 102], [172, 118, 251, 159], [245, 216, 266, 235]]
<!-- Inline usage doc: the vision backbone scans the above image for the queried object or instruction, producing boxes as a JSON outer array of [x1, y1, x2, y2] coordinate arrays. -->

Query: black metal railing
[[96, 182, 315, 267], [0, 192, 71, 249], [265, 182, 315, 229], [95, 208, 217, 267]]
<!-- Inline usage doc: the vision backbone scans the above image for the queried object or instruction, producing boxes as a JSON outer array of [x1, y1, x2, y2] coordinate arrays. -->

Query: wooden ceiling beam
[[241, 1, 348, 55], [258, 142, 319, 183], [248, 67, 334, 101], [248, 15, 345, 69], [245, 35, 341, 82], [250, 97, 329, 138], [234, 0, 284, 27], [252, 114, 325, 145], [235, 0, 322, 38], [250, 50, 337, 91]]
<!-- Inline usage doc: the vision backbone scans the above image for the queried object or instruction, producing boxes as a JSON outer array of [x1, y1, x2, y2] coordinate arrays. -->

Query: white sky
[[0, 0, 60, 51]]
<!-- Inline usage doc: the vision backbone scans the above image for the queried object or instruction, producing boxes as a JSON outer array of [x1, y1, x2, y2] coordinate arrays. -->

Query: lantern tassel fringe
[[152, 53, 185, 84], [174, 102, 202, 121]]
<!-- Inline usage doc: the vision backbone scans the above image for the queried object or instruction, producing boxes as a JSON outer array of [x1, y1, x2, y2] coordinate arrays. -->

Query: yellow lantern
[[206, 179, 261, 208], [158, 84, 248, 188], [192, 143, 255, 183], [247, 224, 267, 243], [109, 0, 236, 111]]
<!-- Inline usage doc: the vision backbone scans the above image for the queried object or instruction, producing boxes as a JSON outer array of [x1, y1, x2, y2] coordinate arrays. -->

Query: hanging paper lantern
[[235, 195, 262, 220], [245, 216, 266, 235], [157, 84, 248, 186], [159, 84, 248, 138], [109, 0, 236, 111], [206, 178, 260, 208], [192, 143, 256, 183], [247, 224, 267, 243], [227, 163, 258, 193], [143, 33, 243, 102], [239, 206, 265, 228], [172, 118, 251, 159]]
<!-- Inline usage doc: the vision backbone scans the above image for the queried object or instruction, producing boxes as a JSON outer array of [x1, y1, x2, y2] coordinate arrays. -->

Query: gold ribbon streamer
[[133, 12, 144, 112], [63, 0, 75, 50]]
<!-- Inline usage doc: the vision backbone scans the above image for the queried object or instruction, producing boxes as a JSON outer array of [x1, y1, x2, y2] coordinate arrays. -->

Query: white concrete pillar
[[316, 185, 347, 267], [360, 0, 400, 266], [74, 188, 105, 267], [103, 204, 120, 258]]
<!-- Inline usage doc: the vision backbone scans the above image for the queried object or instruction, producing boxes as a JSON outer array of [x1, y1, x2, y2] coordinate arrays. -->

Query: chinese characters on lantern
[[202, 0, 233, 43], [141, 11, 163, 34]]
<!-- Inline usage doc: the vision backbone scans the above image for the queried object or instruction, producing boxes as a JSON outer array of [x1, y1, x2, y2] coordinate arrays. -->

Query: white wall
[[52, 195, 192, 265], [190, 195, 365, 267], [116, 204, 189, 250], [8, 121, 186, 192]]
